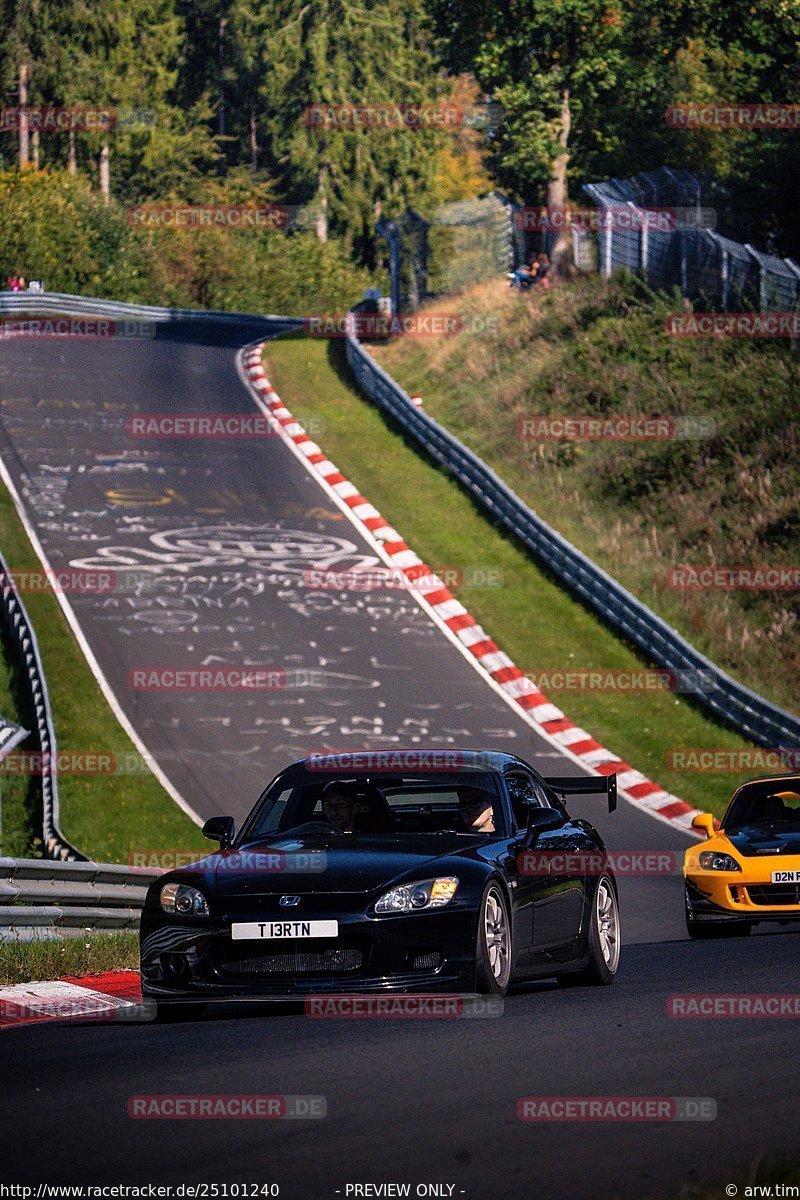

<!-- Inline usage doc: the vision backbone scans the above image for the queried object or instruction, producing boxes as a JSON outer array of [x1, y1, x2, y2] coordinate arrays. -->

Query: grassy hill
[[371, 274, 800, 718]]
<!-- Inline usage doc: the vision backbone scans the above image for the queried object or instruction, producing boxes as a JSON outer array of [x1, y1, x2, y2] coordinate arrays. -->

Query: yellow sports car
[[684, 775, 800, 938]]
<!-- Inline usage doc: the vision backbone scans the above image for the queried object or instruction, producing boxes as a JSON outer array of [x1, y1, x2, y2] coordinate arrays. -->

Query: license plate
[[771, 870, 800, 884], [231, 920, 338, 941]]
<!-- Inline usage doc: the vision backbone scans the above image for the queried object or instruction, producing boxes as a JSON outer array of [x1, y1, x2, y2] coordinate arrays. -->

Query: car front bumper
[[140, 903, 480, 1000], [685, 877, 800, 924]]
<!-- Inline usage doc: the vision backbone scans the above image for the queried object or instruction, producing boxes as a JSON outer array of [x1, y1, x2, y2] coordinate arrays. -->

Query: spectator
[[510, 251, 551, 291], [6, 272, 22, 292], [536, 252, 551, 290], [510, 253, 538, 290]]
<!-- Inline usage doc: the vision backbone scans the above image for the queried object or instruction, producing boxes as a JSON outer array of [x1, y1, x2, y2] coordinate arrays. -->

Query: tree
[[258, 0, 445, 263], [470, 0, 629, 273]]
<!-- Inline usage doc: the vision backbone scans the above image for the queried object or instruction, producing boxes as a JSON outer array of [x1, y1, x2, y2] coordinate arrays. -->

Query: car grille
[[215, 944, 364, 977], [746, 884, 800, 907]]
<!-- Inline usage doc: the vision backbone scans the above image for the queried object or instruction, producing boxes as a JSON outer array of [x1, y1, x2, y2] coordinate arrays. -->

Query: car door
[[507, 770, 588, 954]]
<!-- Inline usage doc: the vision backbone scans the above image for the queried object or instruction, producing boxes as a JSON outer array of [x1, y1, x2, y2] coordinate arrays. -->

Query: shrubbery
[[0, 168, 374, 314]]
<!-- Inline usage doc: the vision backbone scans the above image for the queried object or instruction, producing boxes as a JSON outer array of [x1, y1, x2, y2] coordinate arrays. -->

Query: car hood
[[726, 826, 800, 857], [212, 832, 484, 897]]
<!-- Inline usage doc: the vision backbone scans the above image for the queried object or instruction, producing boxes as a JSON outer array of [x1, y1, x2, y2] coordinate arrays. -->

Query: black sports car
[[140, 750, 620, 1015]]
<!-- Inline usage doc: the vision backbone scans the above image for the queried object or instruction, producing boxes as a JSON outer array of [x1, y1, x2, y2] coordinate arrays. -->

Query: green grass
[[263, 334, 755, 820], [0, 483, 207, 863], [0, 931, 139, 985], [372, 274, 800, 715]]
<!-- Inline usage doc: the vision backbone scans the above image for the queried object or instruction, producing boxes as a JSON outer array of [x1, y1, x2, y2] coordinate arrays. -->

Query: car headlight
[[698, 851, 741, 872], [375, 877, 459, 914], [160, 882, 210, 917]]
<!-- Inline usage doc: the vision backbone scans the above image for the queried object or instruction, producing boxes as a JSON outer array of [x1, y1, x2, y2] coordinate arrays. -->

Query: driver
[[458, 788, 495, 833], [321, 783, 357, 832]]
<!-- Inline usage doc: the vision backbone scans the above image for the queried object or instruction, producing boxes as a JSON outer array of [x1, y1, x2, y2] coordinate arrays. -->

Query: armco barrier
[[0, 857, 164, 940], [0, 547, 83, 862], [0, 290, 304, 328], [343, 311, 800, 751]]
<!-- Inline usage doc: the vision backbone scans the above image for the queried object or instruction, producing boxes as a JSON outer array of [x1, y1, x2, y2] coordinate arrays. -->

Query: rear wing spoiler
[[544, 773, 617, 813]]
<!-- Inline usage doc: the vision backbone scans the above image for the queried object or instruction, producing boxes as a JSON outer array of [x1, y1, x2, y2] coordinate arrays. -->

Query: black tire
[[475, 882, 512, 997], [153, 1001, 207, 1022], [557, 876, 621, 987]]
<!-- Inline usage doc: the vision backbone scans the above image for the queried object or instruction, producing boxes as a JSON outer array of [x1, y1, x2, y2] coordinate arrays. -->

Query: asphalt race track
[[1, 318, 798, 1198], [0, 317, 590, 824]]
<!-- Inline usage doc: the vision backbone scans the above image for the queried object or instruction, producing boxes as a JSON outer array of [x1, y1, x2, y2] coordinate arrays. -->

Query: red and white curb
[[0, 970, 143, 1028], [238, 343, 702, 837]]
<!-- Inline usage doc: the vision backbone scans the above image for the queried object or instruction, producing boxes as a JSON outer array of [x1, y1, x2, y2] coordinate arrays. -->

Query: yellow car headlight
[[698, 851, 741, 872]]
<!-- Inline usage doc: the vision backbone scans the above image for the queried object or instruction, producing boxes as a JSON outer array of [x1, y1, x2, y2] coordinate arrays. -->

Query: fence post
[[679, 230, 688, 296], [721, 243, 730, 310], [627, 202, 647, 279], [744, 243, 766, 311], [602, 207, 613, 278], [375, 217, 401, 320]]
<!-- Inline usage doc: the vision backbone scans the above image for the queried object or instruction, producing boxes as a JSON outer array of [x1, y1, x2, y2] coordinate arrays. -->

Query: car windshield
[[240, 770, 503, 842], [724, 781, 800, 831]]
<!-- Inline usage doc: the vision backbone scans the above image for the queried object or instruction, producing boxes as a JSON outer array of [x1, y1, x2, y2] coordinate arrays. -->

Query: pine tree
[[259, 0, 445, 263]]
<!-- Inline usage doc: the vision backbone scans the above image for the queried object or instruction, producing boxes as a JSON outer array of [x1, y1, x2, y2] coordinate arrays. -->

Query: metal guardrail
[[0, 548, 83, 861], [344, 313, 800, 750], [0, 857, 163, 939], [0, 291, 304, 328]]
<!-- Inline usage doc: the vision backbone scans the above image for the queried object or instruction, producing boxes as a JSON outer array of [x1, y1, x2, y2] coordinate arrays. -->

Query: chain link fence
[[582, 167, 800, 312], [377, 193, 516, 311], [377, 167, 800, 318]]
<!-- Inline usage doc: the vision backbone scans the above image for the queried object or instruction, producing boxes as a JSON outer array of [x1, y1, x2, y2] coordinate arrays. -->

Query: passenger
[[458, 788, 495, 833]]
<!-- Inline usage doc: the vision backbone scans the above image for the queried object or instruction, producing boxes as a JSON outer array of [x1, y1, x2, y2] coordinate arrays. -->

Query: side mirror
[[202, 815, 235, 849], [691, 812, 716, 840], [526, 806, 565, 841]]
